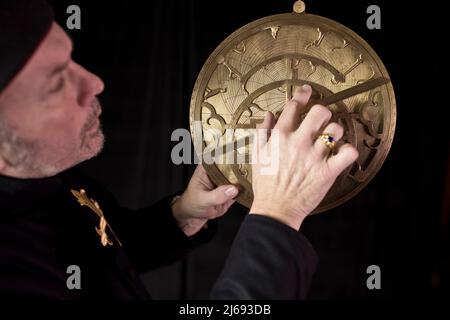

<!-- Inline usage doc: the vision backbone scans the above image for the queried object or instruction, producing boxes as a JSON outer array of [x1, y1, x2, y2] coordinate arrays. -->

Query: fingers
[[327, 143, 359, 175], [193, 164, 215, 189], [196, 164, 206, 174], [296, 104, 332, 142], [275, 84, 312, 132], [203, 184, 238, 207], [256, 111, 276, 148], [194, 164, 207, 179], [313, 122, 344, 157], [252, 111, 276, 161], [208, 198, 236, 219]]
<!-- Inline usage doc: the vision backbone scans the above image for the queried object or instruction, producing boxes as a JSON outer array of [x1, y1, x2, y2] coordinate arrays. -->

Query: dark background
[[47, 0, 450, 299]]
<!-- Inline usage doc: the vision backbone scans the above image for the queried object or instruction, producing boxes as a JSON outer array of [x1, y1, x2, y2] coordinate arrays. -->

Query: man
[[0, 0, 358, 299]]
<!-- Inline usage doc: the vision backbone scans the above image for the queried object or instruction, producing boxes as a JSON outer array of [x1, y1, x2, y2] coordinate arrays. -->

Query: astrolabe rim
[[190, 12, 397, 213]]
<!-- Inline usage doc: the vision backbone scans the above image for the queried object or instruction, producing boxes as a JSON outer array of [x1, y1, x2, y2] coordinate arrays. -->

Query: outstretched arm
[[211, 85, 358, 299]]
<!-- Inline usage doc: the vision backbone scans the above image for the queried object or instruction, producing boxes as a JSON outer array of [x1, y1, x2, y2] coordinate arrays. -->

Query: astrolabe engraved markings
[[190, 4, 396, 213]]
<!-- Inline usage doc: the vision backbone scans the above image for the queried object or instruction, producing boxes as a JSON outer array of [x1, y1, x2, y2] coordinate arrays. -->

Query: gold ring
[[317, 133, 336, 150]]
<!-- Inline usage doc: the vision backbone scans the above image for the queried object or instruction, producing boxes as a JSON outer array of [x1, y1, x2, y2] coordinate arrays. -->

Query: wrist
[[171, 194, 208, 237], [170, 194, 184, 221], [250, 203, 307, 231]]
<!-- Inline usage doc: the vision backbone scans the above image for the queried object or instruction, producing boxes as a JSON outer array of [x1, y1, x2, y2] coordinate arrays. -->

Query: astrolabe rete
[[189, 1, 396, 214]]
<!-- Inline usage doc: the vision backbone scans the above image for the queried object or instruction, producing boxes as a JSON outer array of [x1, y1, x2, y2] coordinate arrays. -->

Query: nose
[[73, 62, 105, 107]]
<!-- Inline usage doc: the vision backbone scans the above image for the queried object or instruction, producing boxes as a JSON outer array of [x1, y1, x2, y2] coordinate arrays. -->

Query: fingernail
[[302, 84, 311, 91], [225, 187, 238, 196]]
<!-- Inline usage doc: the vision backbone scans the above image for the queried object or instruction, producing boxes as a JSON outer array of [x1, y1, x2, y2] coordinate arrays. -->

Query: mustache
[[80, 98, 102, 148], [82, 98, 102, 133]]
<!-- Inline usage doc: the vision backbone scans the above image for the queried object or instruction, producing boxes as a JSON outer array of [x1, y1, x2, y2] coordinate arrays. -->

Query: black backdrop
[[47, 0, 450, 299]]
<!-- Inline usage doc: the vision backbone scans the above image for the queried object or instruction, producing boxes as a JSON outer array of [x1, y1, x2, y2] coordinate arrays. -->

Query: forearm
[[211, 214, 317, 300], [110, 193, 216, 272]]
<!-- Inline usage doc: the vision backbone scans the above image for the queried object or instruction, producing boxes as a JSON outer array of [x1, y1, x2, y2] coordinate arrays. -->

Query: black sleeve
[[211, 214, 317, 300], [64, 169, 217, 273], [106, 193, 218, 273]]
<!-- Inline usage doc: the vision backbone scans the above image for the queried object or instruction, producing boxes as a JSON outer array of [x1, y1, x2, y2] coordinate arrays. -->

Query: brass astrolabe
[[189, 1, 396, 214]]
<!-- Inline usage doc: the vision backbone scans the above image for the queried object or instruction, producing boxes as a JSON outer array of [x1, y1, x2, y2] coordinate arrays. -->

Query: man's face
[[0, 22, 105, 178]]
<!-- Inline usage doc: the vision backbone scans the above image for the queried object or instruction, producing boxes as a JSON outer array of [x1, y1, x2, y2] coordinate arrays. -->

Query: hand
[[250, 84, 359, 230], [171, 164, 238, 236]]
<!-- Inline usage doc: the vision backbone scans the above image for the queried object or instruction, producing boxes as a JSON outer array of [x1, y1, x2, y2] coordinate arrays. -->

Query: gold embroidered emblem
[[71, 189, 122, 247]]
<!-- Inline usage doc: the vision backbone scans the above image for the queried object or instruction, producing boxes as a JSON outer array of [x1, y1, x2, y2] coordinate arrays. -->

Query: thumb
[[203, 185, 239, 206]]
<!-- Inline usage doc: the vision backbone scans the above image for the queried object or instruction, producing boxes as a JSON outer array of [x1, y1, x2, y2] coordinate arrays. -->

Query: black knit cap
[[0, 0, 54, 94]]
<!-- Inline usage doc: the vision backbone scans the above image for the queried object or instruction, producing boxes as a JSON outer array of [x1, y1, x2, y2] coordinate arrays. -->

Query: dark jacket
[[0, 167, 317, 300]]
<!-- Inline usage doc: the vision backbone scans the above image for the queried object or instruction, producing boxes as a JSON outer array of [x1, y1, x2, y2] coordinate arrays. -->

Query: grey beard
[[0, 98, 104, 178], [0, 124, 60, 177], [0, 121, 34, 167]]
